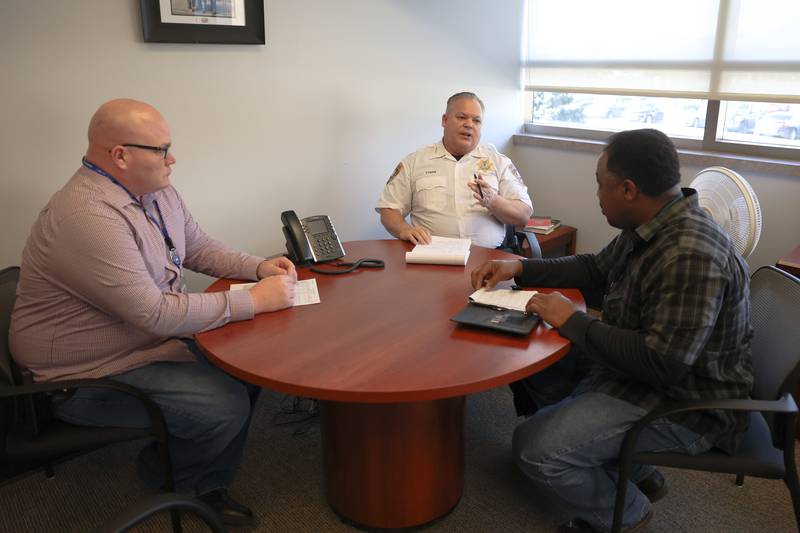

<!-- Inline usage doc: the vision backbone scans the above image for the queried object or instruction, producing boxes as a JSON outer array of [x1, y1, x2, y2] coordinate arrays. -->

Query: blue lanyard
[[82, 158, 182, 268]]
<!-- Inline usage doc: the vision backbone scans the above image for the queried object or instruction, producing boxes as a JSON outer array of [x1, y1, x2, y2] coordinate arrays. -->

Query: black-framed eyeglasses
[[122, 143, 171, 160]]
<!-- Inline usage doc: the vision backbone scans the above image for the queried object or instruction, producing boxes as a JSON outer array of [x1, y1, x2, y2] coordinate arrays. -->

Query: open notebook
[[405, 236, 471, 266], [468, 288, 536, 312], [451, 288, 540, 335]]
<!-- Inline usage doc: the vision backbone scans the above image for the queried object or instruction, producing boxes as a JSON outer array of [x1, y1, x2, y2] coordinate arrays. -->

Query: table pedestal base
[[320, 397, 465, 529]]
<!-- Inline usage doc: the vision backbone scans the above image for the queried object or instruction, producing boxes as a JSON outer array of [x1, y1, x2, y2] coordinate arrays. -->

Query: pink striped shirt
[[10, 165, 264, 382]]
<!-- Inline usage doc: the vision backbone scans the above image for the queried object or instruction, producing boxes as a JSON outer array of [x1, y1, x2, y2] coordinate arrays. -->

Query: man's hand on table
[[470, 260, 523, 289], [250, 275, 296, 313], [257, 256, 297, 281], [525, 291, 577, 328], [398, 226, 432, 245]]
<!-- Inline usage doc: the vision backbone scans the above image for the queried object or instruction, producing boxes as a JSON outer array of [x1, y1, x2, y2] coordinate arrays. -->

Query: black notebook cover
[[451, 303, 540, 335]]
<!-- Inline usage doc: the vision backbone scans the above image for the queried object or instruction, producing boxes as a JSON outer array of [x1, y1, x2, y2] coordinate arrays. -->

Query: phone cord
[[309, 258, 385, 275]]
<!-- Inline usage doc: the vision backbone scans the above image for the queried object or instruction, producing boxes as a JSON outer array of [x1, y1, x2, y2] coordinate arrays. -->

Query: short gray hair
[[446, 92, 484, 113]]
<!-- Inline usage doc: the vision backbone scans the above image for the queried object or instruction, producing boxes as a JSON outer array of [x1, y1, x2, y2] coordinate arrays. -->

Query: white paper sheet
[[229, 278, 320, 306]]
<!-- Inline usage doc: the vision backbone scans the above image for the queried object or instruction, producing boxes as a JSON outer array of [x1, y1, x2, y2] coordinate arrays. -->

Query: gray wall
[[513, 144, 800, 271], [2, 1, 797, 290], [0, 1, 524, 289]]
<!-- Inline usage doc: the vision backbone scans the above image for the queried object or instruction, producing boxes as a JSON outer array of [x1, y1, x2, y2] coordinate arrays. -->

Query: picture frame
[[140, 0, 265, 45]]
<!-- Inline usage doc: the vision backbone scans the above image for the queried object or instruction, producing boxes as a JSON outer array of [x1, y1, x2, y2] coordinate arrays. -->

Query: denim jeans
[[50, 341, 260, 495], [513, 391, 708, 532]]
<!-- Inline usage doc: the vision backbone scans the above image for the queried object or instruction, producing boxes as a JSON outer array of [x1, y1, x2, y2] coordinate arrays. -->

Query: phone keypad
[[308, 225, 342, 261]]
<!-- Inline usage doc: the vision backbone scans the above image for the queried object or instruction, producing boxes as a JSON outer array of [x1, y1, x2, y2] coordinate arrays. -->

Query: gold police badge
[[476, 159, 495, 173]]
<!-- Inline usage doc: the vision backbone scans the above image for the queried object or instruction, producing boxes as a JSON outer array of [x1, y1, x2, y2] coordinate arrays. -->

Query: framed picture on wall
[[140, 0, 265, 44]]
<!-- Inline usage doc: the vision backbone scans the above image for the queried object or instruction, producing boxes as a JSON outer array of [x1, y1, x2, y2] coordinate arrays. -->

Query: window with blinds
[[523, 0, 800, 158]]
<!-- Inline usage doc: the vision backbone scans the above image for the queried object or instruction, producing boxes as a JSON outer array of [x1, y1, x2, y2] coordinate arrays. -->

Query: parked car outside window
[[622, 101, 664, 124], [726, 107, 758, 134], [757, 112, 800, 140]]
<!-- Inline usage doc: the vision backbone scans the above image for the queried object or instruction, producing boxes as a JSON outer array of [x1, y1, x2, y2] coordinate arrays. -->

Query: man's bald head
[[87, 99, 166, 148], [84, 99, 175, 196]]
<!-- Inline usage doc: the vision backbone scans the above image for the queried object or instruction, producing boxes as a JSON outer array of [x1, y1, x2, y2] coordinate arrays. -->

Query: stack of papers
[[405, 236, 471, 266], [468, 287, 538, 313]]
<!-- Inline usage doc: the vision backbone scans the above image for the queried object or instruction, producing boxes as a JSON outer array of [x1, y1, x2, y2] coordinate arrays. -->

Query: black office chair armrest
[[619, 393, 797, 465], [514, 230, 543, 259], [0, 377, 169, 441], [634, 394, 797, 425], [500, 224, 542, 259]]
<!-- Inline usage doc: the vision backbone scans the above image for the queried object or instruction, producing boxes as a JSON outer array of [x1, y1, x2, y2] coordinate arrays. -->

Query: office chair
[[501, 224, 543, 259], [94, 494, 226, 533], [0, 266, 180, 528], [611, 265, 800, 532]]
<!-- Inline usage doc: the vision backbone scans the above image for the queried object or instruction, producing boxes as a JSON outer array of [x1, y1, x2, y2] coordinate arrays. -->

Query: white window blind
[[523, 0, 800, 103]]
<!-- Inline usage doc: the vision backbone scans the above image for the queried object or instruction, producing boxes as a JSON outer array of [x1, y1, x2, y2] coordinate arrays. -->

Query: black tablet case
[[451, 303, 540, 335]]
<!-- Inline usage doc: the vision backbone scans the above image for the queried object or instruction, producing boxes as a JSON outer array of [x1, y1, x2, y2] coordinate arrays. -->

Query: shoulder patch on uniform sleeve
[[388, 162, 403, 184], [509, 163, 523, 184]]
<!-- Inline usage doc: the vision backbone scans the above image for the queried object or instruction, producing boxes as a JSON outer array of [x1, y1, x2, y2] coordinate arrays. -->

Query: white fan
[[689, 166, 762, 258]]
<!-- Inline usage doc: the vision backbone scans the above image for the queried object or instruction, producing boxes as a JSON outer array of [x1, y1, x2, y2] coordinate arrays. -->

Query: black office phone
[[281, 210, 345, 265]]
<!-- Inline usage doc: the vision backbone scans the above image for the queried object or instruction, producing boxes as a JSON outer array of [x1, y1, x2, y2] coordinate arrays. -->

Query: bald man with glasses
[[10, 98, 295, 526]]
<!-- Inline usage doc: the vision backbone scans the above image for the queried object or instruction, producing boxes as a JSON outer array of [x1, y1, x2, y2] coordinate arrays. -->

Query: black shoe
[[636, 469, 668, 503], [197, 488, 255, 526], [559, 510, 652, 533]]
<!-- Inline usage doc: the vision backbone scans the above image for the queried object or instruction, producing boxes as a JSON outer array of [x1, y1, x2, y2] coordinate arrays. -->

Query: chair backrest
[[749, 265, 800, 402], [0, 266, 20, 388]]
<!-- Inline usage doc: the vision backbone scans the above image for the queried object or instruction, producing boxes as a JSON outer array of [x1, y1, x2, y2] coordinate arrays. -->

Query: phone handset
[[281, 210, 314, 264], [281, 210, 345, 265]]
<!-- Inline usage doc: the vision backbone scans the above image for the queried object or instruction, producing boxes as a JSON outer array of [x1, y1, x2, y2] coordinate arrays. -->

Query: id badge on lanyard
[[82, 158, 186, 293]]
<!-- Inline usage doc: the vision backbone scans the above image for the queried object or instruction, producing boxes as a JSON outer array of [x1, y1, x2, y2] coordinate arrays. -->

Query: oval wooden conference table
[[196, 239, 585, 529]]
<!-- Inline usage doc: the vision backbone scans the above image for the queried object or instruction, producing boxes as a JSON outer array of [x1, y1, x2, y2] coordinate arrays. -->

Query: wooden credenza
[[535, 225, 577, 258], [777, 245, 800, 278]]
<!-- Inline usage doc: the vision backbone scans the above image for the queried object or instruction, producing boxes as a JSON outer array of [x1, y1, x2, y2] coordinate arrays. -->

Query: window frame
[[521, 0, 800, 163], [524, 95, 800, 163]]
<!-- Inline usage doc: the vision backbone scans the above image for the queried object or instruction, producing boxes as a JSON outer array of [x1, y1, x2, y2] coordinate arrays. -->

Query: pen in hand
[[473, 173, 484, 199]]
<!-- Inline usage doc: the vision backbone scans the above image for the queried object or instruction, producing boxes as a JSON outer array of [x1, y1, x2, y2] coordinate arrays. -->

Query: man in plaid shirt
[[471, 129, 753, 533]]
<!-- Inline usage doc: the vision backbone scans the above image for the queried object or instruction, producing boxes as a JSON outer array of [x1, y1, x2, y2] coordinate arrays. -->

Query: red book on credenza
[[524, 216, 561, 235]]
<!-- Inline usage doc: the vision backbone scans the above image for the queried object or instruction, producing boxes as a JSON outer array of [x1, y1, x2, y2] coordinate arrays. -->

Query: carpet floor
[[0, 387, 796, 532]]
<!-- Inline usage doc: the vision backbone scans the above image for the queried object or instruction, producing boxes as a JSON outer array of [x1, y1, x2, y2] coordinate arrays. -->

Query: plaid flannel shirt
[[525, 189, 753, 452]]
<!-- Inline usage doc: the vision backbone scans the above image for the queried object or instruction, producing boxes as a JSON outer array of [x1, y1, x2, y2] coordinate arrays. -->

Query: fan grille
[[689, 167, 762, 258]]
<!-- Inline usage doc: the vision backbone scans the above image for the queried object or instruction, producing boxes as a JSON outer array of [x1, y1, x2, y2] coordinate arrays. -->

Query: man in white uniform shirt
[[376, 92, 533, 248]]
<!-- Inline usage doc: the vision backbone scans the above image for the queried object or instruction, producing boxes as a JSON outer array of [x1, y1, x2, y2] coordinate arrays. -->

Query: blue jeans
[[50, 341, 260, 495], [513, 391, 708, 532]]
